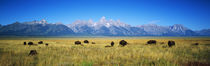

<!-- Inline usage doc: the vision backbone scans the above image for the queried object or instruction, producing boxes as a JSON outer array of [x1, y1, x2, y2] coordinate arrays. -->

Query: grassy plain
[[0, 37, 209, 66]]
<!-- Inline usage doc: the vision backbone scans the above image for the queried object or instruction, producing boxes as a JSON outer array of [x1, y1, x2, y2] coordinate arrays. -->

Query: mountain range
[[0, 17, 209, 36]]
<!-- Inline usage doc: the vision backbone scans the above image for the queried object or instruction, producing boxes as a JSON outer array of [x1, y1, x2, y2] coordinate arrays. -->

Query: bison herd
[[74, 40, 129, 47], [23, 41, 48, 56], [23, 41, 48, 46], [23, 40, 176, 48], [24, 41, 49, 46], [24, 39, 178, 56], [147, 40, 176, 47], [74, 39, 175, 47]]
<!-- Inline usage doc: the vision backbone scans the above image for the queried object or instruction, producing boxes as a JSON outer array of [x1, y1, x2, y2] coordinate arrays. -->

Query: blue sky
[[0, 0, 210, 30]]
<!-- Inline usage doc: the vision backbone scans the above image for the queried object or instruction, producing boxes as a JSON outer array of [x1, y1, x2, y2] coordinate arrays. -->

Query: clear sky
[[0, 0, 210, 30]]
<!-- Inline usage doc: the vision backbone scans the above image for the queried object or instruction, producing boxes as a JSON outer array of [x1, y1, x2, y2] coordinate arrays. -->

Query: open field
[[0, 37, 209, 66]]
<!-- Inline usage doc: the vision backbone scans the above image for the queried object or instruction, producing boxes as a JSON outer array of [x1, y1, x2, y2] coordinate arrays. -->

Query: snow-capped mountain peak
[[105, 23, 111, 27], [67, 16, 130, 28], [170, 24, 189, 33], [100, 16, 107, 22]]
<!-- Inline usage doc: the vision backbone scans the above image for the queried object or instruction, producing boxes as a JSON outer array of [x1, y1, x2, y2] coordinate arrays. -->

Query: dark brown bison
[[28, 42, 34, 45], [119, 40, 127, 46], [192, 43, 199, 45], [75, 41, 81, 45], [147, 40, 156, 44], [84, 40, 89, 44], [28, 50, 38, 56], [24, 42, 27, 45], [168, 41, 175, 47], [92, 42, 96, 44], [45, 43, 49, 46], [111, 41, 114, 46], [38, 41, 43, 44]]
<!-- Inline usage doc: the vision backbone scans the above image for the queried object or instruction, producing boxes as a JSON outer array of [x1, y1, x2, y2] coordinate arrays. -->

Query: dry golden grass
[[0, 37, 209, 66]]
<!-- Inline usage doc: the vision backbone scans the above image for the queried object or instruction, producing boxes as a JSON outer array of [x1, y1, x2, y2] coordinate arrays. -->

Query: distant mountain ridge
[[0, 17, 209, 36], [0, 20, 74, 36]]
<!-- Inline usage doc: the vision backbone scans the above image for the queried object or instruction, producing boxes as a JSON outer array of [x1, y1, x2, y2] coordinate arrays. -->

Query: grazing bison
[[147, 40, 156, 44], [192, 43, 199, 45], [38, 41, 43, 44], [28, 50, 38, 56], [119, 40, 127, 46], [84, 40, 89, 44], [168, 40, 175, 47], [28, 42, 34, 45], [111, 41, 114, 46], [24, 42, 27, 45], [45, 43, 49, 46], [75, 41, 81, 45], [92, 42, 96, 44]]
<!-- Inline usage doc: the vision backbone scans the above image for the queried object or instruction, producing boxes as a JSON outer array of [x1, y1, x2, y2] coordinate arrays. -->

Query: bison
[[192, 43, 199, 45], [147, 40, 156, 44], [28, 42, 34, 45], [92, 42, 96, 44], [84, 40, 89, 44], [38, 41, 43, 44], [45, 43, 49, 46], [28, 50, 38, 56], [168, 40, 175, 47], [111, 41, 114, 46], [75, 41, 81, 45], [24, 42, 27, 45], [119, 40, 127, 46]]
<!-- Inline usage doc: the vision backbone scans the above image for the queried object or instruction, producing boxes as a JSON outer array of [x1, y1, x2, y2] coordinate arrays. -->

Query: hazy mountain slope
[[0, 24, 2, 28], [0, 20, 74, 36], [169, 24, 197, 36], [136, 24, 170, 36], [196, 29, 210, 36]]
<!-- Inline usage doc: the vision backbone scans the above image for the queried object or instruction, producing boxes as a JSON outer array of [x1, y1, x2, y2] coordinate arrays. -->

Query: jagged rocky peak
[[97, 16, 130, 27], [170, 24, 189, 32], [100, 16, 106, 23], [68, 16, 130, 28], [171, 24, 184, 28]]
